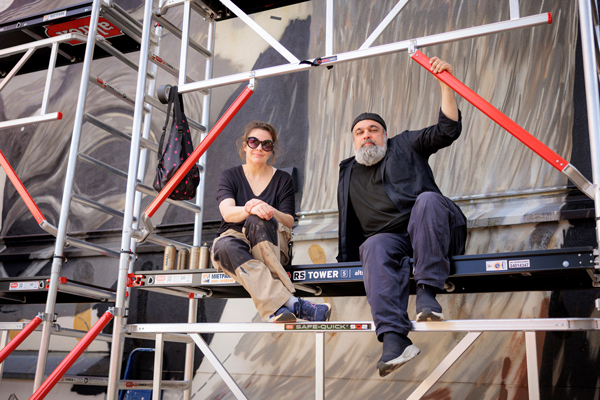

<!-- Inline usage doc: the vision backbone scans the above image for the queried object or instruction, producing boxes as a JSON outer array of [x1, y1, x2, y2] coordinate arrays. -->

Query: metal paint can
[[190, 246, 201, 269], [199, 244, 210, 269], [176, 248, 190, 270], [163, 245, 176, 270]]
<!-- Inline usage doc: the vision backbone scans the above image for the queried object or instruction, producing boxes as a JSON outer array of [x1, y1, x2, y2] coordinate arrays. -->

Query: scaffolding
[[0, 0, 215, 395], [0, 0, 598, 399]]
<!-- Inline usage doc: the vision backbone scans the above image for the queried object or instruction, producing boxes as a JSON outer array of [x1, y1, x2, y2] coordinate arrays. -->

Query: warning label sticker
[[485, 260, 508, 271], [153, 274, 193, 285], [509, 259, 531, 269], [284, 323, 372, 331], [43, 11, 67, 22], [9, 281, 40, 291], [201, 273, 236, 285]]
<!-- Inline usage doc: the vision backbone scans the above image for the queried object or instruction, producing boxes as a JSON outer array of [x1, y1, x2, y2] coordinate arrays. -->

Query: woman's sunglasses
[[247, 137, 274, 152]]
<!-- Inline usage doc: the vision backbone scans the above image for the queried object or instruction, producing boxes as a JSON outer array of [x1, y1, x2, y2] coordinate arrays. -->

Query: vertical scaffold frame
[[120, 0, 600, 399]]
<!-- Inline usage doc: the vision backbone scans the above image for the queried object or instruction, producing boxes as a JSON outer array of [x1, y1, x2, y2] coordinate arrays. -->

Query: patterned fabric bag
[[153, 85, 200, 200]]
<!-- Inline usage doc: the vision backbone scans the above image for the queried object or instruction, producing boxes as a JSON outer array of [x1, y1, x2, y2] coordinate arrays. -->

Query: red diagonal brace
[[0, 150, 45, 224], [411, 50, 595, 199], [0, 316, 42, 364], [30, 310, 114, 400], [411, 50, 568, 170], [145, 85, 255, 218]]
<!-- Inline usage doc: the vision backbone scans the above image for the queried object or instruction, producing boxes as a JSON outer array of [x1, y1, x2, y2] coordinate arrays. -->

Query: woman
[[211, 121, 331, 323]]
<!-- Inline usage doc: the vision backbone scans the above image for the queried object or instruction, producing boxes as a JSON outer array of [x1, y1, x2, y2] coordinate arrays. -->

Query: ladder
[[0, 0, 216, 397]]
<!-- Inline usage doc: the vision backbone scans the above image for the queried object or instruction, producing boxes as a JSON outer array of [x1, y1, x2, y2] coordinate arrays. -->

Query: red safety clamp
[[127, 273, 145, 287]]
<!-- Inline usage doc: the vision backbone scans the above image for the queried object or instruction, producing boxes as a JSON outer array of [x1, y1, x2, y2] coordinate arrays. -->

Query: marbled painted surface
[[301, 0, 578, 212], [190, 1, 599, 399]]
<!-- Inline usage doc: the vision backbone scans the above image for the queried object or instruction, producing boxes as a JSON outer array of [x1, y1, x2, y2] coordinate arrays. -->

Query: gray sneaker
[[377, 344, 421, 377], [416, 284, 444, 322]]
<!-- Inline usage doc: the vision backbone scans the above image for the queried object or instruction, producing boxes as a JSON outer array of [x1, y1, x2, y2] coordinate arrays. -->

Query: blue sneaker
[[269, 306, 296, 323], [293, 299, 332, 322]]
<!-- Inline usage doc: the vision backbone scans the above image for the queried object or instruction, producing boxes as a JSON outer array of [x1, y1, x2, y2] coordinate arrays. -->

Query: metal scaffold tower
[[0, 0, 216, 397], [0, 0, 599, 399]]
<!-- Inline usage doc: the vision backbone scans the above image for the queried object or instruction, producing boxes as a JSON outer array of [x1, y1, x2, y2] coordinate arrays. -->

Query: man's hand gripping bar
[[410, 49, 594, 199]]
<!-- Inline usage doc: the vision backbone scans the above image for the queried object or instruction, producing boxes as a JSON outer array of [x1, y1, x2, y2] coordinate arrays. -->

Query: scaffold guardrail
[[410, 49, 596, 199]]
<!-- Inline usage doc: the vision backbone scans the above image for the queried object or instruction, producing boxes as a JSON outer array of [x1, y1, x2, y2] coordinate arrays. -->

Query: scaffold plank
[[125, 318, 600, 335], [130, 246, 597, 298]]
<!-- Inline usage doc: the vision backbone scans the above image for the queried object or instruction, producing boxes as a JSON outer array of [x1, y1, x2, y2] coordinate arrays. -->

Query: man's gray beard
[[355, 140, 387, 166]]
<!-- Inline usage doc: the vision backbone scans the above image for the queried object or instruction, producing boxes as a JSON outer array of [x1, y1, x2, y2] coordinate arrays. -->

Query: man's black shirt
[[349, 160, 409, 237]]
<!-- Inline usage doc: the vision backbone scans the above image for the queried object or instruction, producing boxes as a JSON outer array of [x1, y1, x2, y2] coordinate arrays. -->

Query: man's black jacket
[[337, 109, 463, 262]]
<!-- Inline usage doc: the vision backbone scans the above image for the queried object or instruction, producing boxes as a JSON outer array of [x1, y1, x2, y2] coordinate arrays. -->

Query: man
[[337, 56, 467, 377]]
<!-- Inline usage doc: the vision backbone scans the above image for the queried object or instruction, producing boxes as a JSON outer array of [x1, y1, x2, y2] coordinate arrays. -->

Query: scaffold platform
[[129, 246, 597, 298]]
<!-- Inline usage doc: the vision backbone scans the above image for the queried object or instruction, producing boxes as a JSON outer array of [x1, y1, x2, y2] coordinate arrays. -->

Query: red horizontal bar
[[410, 50, 568, 171], [30, 311, 114, 400], [0, 316, 42, 364], [145, 86, 255, 218], [0, 150, 46, 224]]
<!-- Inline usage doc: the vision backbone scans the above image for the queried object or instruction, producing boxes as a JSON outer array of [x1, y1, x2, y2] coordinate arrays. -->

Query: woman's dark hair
[[237, 121, 279, 165]]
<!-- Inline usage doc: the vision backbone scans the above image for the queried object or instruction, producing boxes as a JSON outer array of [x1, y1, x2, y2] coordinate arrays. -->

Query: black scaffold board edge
[[130, 246, 597, 298], [0, 275, 116, 305], [0, 1, 140, 76], [200, 0, 311, 21]]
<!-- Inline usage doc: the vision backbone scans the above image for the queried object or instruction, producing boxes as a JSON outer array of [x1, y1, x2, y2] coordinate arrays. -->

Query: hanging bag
[[153, 85, 200, 200]]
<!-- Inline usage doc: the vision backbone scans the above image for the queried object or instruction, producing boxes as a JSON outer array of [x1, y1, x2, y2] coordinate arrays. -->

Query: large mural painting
[[0, 0, 598, 399]]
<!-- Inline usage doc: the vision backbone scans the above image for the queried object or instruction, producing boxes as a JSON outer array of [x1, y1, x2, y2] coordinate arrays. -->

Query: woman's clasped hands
[[244, 198, 275, 220]]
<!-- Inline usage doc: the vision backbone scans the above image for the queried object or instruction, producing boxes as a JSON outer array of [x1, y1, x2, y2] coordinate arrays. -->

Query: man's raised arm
[[429, 56, 459, 121]]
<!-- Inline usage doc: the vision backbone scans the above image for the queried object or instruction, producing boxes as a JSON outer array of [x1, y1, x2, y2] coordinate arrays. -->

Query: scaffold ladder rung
[[72, 193, 137, 222], [132, 231, 193, 250], [89, 73, 136, 107], [100, 5, 148, 44], [149, 52, 201, 87], [83, 113, 159, 152], [57, 278, 117, 302], [77, 153, 203, 214], [136, 183, 202, 213], [152, 14, 213, 58], [95, 37, 154, 79], [78, 153, 129, 179], [64, 235, 120, 259], [36, 219, 124, 259]]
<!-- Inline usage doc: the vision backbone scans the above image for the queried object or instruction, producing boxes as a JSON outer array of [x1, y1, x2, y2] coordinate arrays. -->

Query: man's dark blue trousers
[[359, 192, 466, 340]]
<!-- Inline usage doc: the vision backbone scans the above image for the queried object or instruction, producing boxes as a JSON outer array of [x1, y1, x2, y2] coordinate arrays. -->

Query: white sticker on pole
[[485, 260, 508, 271], [509, 259, 531, 269], [9, 281, 40, 291], [153, 274, 193, 285]]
